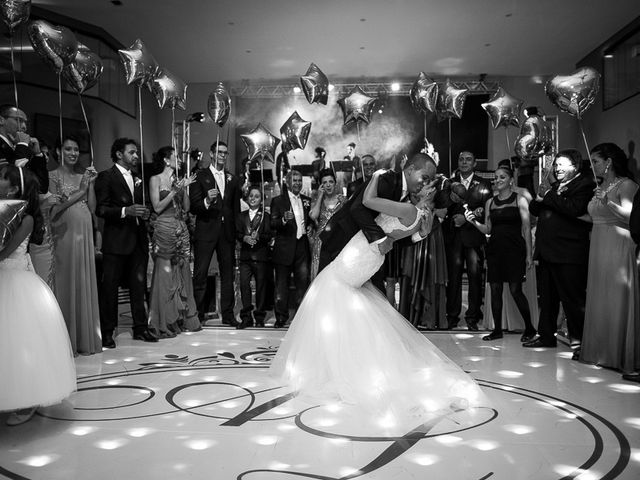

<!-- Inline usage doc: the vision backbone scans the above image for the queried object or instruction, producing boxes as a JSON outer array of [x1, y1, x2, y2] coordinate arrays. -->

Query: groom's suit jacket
[[319, 169, 403, 267]]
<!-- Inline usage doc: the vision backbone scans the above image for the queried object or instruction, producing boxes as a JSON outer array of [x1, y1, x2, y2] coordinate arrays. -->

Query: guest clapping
[[580, 143, 639, 372], [525, 149, 595, 350], [49, 135, 102, 355], [148, 146, 199, 337], [309, 168, 346, 279], [465, 165, 535, 341]]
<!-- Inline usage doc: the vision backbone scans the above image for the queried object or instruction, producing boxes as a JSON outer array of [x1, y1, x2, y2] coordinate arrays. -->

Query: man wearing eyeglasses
[[0, 104, 48, 193], [190, 141, 241, 327]]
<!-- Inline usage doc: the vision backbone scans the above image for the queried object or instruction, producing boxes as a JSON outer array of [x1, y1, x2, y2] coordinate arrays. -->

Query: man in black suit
[[442, 151, 492, 331], [189, 141, 241, 326], [311, 147, 327, 190], [346, 154, 376, 198], [236, 185, 272, 329], [95, 138, 156, 348], [270, 169, 311, 328], [319, 152, 437, 290], [525, 149, 595, 350], [624, 190, 640, 382], [0, 104, 48, 194]]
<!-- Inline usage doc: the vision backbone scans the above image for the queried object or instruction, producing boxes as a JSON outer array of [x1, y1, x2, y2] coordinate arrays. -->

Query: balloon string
[[10, 34, 18, 108], [138, 85, 145, 203], [424, 112, 427, 143], [58, 74, 63, 147], [579, 118, 597, 179], [448, 117, 452, 176], [356, 122, 361, 143], [172, 107, 178, 174], [78, 93, 94, 166], [505, 128, 511, 154]]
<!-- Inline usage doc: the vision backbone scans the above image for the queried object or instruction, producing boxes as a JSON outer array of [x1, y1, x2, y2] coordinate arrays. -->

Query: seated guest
[[465, 165, 535, 342], [580, 143, 639, 373], [270, 170, 311, 328], [148, 146, 200, 338], [236, 186, 272, 329], [525, 149, 595, 351], [346, 154, 376, 198], [49, 135, 102, 355], [309, 168, 345, 279]]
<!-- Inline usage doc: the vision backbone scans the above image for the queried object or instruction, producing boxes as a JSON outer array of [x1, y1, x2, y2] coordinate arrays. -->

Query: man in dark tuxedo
[[311, 147, 327, 190], [189, 141, 241, 326], [346, 154, 376, 198], [624, 190, 640, 383], [0, 105, 48, 194], [270, 169, 311, 328], [442, 151, 492, 331], [319, 152, 437, 291], [525, 149, 595, 351], [95, 138, 156, 348], [236, 185, 272, 329]]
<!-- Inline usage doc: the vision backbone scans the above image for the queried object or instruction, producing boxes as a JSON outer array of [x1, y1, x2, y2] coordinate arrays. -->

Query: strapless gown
[[0, 238, 76, 411], [271, 210, 487, 419]]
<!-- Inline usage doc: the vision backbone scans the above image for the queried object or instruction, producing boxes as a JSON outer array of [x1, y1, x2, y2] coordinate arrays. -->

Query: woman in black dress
[[465, 165, 535, 341]]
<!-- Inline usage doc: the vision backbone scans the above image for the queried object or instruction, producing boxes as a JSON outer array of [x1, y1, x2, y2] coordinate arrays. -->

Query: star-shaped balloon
[[28, 20, 77, 74], [435, 79, 468, 121], [0, 199, 27, 250], [1, 0, 31, 33], [514, 112, 552, 160], [409, 72, 438, 113], [150, 67, 187, 110], [207, 82, 231, 127], [280, 111, 311, 152], [337, 86, 376, 126], [241, 123, 280, 161], [545, 67, 600, 118], [300, 63, 329, 105], [481, 87, 523, 129], [118, 39, 159, 87]]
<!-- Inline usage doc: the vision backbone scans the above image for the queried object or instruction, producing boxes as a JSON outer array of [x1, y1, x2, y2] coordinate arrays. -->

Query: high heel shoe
[[6, 407, 37, 426], [482, 331, 503, 341]]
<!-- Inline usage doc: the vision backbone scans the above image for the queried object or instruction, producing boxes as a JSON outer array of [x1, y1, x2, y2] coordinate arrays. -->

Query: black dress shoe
[[446, 317, 459, 330], [520, 330, 537, 343], [254, 320, 265, 328], [236, 319, 252, 330], [466, 320, 479, 332], [571, 348, 581, 361], [133, 330, 159, 342], [273, 321, 285, 328], [482, 331, 503, 341], [622, 373, 640, 383], [102, 335, 116, 349], [523, 338, 557, 348]]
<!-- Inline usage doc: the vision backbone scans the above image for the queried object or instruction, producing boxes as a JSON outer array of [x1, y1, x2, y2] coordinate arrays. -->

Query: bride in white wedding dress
[[270, 169, 487, 420]]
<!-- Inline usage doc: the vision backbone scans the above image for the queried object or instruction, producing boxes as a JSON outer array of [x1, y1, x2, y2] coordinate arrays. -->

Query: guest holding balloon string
[[465, 165, 535, 342], [49, 134, 102, 356], [579, 143, 639, 373], [0, 164, 76, 426], [148, 146, 200, 338], [525, 149, 595, 352], [309, 168, 346, 280]]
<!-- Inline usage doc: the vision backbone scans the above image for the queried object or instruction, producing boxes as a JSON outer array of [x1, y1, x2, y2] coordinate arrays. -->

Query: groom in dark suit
[[95, 138, 156, 348], [319, 152, 437, 291], [189, 141, 241, 326], [270, 169, 312, 328]]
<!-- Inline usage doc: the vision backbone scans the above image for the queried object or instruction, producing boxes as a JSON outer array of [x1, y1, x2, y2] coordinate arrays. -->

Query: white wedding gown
[[271, 209, 487, 419], [0, 237, 76, 411]]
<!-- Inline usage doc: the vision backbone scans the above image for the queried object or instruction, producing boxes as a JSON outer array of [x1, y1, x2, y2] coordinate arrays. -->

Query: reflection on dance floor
[[1, 328, 638, 479]]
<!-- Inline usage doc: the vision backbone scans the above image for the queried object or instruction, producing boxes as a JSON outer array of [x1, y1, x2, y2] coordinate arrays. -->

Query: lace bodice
[[0, 237, 32, 271], [375, 207, 423, 234]]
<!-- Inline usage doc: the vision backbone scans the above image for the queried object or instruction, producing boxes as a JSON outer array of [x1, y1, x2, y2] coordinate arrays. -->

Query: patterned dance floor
[[1, 326, 639, 479]]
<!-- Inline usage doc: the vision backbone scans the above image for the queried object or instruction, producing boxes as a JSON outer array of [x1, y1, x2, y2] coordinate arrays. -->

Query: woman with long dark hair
[[580, 143, 639, 374]]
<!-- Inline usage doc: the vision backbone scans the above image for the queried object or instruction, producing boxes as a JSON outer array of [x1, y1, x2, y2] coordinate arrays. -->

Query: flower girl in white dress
[[0, 165, 76, 426]]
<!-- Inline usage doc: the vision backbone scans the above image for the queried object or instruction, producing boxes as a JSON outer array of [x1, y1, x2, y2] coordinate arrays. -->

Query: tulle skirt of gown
[[270, 231, 487, 420], [0, 256, 76, 411], [148, 208, 200, 337]]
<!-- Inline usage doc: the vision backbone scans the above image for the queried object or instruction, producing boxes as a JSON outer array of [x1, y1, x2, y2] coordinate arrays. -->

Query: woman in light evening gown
[[271, 168, 487, 419], [0, 165, 76, 426]]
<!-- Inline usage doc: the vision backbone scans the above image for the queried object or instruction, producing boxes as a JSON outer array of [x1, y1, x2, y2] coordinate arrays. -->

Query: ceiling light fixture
[[390, 83, 400, 92], [293, 86, 301, 94]]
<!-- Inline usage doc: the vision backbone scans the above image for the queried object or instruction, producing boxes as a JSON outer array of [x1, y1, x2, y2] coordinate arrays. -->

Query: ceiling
[[29, 0, 640, 85]]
